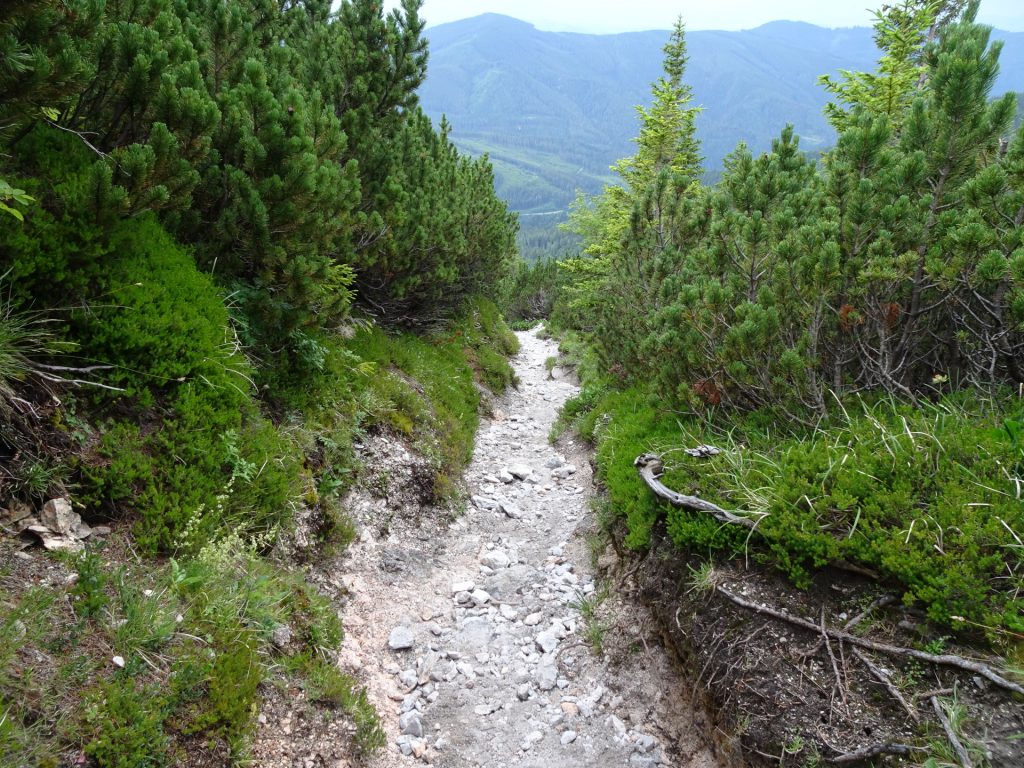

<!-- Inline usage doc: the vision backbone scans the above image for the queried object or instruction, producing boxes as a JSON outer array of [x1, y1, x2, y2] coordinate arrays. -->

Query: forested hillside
[[0, 0, 519, 763], [514, 1, 1024, 761], [420, 13, 1024, 259]]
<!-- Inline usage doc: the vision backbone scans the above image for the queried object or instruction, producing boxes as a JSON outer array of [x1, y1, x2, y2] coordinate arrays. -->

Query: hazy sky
[[381, 0, 1023, 34]]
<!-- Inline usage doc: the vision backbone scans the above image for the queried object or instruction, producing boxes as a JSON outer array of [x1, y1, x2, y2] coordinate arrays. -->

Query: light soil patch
[[334, 328, 720, 768]]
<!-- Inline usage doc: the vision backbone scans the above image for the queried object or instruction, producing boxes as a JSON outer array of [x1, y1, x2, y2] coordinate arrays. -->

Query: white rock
[[507, 464, 533, 480], [535, 630, 559, 654], [561, 730, 578, 745], [523, 612, 543, 626], [535, 661, 558, 691], [481, 551, 510, 569], [388, 626, 415, 651]]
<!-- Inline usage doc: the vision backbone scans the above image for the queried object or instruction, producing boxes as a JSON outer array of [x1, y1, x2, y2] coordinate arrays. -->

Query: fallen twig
[[851, 647, 918, 722], [716, 586, 1024, 696], [634, 454, 760, 529], [821, 606, 848, 714], [800, 594, 896, 659], [931, 696, 973, 768], [828, 742, 919, 764]]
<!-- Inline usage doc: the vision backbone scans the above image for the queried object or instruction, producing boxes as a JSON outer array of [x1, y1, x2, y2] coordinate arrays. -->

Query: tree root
[[851, 647, 918, 723], [931, 696, 973, 768], [716, 586, 1024, 696], [634, 453, 760, 529], [826, 742, 919, 764]]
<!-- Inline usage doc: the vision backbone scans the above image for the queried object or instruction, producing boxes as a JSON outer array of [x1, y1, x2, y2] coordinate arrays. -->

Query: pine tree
[[562, 17, 702, 377]]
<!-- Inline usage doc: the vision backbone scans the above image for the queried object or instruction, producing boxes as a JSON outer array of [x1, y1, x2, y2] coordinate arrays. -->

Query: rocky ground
[[330, 328, 720, 768]]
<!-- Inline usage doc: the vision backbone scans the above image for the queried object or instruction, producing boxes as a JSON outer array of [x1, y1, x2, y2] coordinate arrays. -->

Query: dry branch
[[828, 743, 919, 764], [634, 454, 759, 528], [931, 696, 973, 768], [851, 647, 918, 722], [716, 586, 1024, 696]]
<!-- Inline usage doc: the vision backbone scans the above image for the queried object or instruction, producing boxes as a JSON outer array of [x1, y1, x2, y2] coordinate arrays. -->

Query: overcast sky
[[381, 0, 1022, 34]]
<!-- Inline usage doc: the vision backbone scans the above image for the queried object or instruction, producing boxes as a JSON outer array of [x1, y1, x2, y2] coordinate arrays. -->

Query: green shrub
[[71, 550, 109, 619], [83, 680, 169, 768], [69, 217, 303, 551], [583, 385, 1024, 634]]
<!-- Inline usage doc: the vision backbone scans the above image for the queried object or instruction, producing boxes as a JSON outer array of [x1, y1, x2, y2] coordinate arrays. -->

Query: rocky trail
[[333, 328, 719, 768]]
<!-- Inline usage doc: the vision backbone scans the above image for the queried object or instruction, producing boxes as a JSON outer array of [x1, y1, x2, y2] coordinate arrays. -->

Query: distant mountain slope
[[420, 14, 1024, 220]]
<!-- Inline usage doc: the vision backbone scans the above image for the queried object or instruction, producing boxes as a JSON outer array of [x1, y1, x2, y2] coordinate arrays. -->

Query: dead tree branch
[[931, 696, 973, 768], [634, 453, 760, 529], [828, 743, 919, 764], [851, 647, 918, 722], [716, 586, 1024, 696]]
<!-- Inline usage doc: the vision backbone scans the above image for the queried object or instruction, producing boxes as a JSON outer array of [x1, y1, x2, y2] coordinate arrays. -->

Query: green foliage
[[576, 380, 1024, 633], [501, 257, 566, 321], [0, 284, 73, 420], [71, 550, 109, 619], [819, 0, 946, 132], [83, 680, 169, 768], [562, 9, 1021, 416], [300, 656, 386, 754], [69, 218, 302, 552], [0, 178, 33, 221]]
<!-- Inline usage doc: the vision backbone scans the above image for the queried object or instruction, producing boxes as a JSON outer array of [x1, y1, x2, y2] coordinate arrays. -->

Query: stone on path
[[480, 550, 510, 569], [507, 463, 533, 480], [389, 626, 415, 651], [535, 661, 558, 691], [399, 711, 424, 737]]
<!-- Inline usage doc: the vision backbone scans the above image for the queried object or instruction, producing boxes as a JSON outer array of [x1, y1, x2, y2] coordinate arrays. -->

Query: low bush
[[69, 217, 303, 551], [579, 386, 1024, 635]]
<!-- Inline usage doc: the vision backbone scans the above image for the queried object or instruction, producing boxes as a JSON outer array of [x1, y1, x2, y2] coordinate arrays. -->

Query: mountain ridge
[[419, 14, 1024, 238]]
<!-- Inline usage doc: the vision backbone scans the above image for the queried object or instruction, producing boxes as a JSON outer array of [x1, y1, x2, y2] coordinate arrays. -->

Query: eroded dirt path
[[338, 328, 718, 768]]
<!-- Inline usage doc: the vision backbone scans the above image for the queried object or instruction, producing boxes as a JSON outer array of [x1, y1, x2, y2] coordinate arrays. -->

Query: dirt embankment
[[611, 522, 1024, 767]]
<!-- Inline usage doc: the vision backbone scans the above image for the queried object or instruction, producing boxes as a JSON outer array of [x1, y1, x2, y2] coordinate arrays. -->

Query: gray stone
[[500, 502, 523, 519], [480, 551, 510, 570], [516, 683, 532, 701], [629, 755, 660, 768], [388, 626, 415, 651], [521, 731, 544, 751], [607, 715, 628, 739], [399, 710, 424, 738], [636, 734, 658, 753], [40, 498, 77, 536], [535, 630, 559, 654], [399, 668, 418, 691], [507, 464, 533, 480], [523, 612, 543, 626], [551, 464, 577, 480], [535, 661, 558, 691], [270, 624, 292, 648], [460, 618, 491, 651], [470, 589, 492, 606], [471, 495, 501, 513], [560, 731, 578, 746], [544, 456, 565, 469], [498, 471, 515, 484]]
